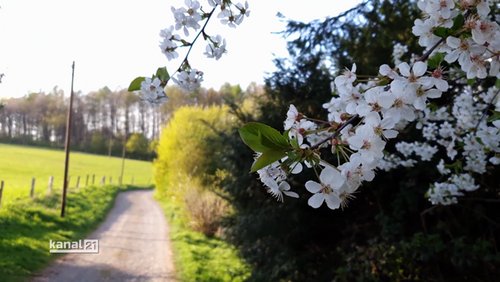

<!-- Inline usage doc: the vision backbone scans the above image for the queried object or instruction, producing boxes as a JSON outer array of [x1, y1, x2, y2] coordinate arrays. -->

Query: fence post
[[92, 174, 95, 185], [30, 177, 36, 198], [101, 176, 106, 186], [85, 174, 89, 187], [119, 176, 122, 186], [109, 176, 113, 184], [48, 176, 54, 195], [0, 181, 4, 208], [76, 176, 81, 189]]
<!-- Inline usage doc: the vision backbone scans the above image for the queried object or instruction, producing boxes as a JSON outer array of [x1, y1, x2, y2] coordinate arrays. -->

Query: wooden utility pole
[[48, 176, 54, 195], [0, 181, 4, 208], [30, 177, 36, 198], [120, 133, 126, 186], [61, 61, 75, 218]]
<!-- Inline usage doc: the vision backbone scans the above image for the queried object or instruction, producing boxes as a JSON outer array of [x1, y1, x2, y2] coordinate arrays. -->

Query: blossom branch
[[172, 6, 217, 77], [416, 37, 445, 62], [310, 114, 359, 150]]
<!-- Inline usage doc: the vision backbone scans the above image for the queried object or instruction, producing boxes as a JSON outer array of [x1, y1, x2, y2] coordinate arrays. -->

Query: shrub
[[184, 186, 229, 237], [154, 105, 235, 232], [154, 105, 234, 198]]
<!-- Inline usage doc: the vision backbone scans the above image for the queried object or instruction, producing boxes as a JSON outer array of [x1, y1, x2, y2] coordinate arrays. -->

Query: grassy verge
[[156, 193, 250, 282], [0, 184, 149, 282]]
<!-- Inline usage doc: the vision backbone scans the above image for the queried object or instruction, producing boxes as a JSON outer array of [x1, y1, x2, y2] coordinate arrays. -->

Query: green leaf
[[250, 150, 287, 172], [428, 52, 445, 69], [495, 78, 500, 89], [433, 27, 449, 38], [451, 14, 464, 32], [467, 79, 476, 86], [488, 111, 500, 123], [156, 67, 170, 82], [239, 122, 290, 153], [128, 77, 146, 92]]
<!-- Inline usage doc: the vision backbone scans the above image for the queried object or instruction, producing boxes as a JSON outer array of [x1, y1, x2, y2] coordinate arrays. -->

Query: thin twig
[[475, 89, 500, 130], [310, 114, 359, 150], [170, 6, 218, 79], [417, 38, 446, 62]]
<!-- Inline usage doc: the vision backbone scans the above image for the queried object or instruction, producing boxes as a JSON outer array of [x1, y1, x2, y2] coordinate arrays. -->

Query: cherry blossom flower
[[355, 86, 394, 116], [140, 77, 167, 104], [334, 64, 357, 94], [234, 1, 250, 25], [364, 112, 398, 139], [379, 64, 399, 79], [470, 19, 498, 45], [347, 126, 386, 164], [412, 18, 440, 48], [172, 68, 204, 92], [305, 166, 346, 209], [204, 35, 226, 60], [267, 181, 299, 202], [384, 88, 417, 122], [284, 104, 300, 130], [171, 0, 202, 36], [423, 67, 449, 92], [159, 26, 180, 60]]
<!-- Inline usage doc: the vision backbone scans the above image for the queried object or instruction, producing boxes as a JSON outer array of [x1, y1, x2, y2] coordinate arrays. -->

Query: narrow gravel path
[[32, 190, 176, 282]]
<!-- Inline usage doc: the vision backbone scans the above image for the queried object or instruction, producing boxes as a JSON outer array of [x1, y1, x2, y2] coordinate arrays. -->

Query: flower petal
[[320, 167, 345, 189], [383, 129, 398, 139], [398, 62, 411, 77], [426, 89, 442, 99], [378, 93, 395, 109], [291, 162, 303, 174], [325, 193, 341, 210], [413, 61, 427, 77], [283, 191, 299, 198], [305, 181, 322, 193], [278, 181, 291, 191], [308, 193, 324, 208], [435, 79, 449, 92], [319, 167, 339, 186]]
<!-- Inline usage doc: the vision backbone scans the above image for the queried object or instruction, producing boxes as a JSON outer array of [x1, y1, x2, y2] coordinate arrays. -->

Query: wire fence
[[0, 174, 151, 208]]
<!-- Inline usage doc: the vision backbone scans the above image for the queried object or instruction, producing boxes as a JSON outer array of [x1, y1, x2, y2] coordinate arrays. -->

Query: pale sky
[[0, 0, 362, 98]]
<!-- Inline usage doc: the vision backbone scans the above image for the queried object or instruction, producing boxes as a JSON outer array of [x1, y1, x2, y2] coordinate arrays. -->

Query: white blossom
[[305, 166, 346, 209], [204, 35, 227, 60], [172, 68, 204, 92], [140, 77, 167, 104], [159, 26, 180, 60]]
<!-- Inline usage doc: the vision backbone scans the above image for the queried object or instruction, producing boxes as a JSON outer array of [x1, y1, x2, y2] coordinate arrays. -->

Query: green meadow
[[0, 143, 153, 204]]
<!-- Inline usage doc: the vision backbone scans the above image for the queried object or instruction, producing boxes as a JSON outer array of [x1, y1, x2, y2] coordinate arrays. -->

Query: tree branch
[[170, 6, 218, 79], [310, 114, 359, 150]]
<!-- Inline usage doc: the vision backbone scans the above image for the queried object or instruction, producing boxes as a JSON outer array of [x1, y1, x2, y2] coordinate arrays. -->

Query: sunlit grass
[[156, 192, 250, 282], [0, 143, 152, 203]]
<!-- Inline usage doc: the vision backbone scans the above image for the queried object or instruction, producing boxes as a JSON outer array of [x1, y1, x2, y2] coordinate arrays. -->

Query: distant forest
[[0, 83, 252, 160]]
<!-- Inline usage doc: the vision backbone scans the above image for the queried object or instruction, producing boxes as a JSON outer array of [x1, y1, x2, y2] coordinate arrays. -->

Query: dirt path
[[32, 190, 176, 282]]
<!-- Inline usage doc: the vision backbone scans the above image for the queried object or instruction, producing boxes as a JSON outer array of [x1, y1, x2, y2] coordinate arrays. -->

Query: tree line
[[0, 83, 247, 160]]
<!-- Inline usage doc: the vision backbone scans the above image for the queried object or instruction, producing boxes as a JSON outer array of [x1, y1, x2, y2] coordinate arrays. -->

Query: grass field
[[0, 143, 153, 204]]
